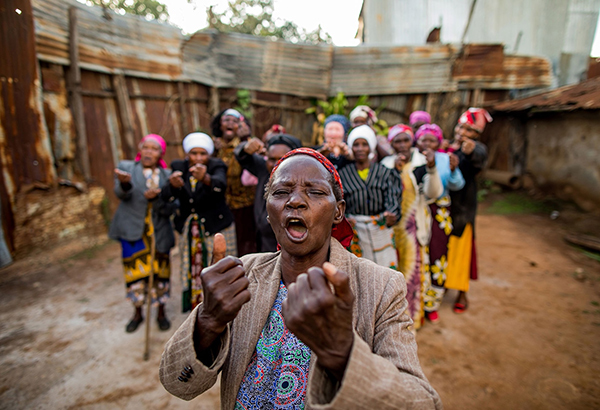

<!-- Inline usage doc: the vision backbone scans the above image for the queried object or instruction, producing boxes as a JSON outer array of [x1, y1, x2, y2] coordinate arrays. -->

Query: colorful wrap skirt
[[180, 214, 238, 313], [347, 213, 398, 271], [121, 208, 170, 308], [423, 196, 452, 313]]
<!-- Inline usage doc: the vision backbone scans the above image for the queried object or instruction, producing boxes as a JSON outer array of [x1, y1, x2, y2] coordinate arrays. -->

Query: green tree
[[208, 0, 332, 44], [83, 0, 169, 22]]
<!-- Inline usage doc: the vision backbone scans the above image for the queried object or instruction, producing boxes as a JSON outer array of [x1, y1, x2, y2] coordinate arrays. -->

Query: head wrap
[[269, 147, 353, 247], [267, 134, 302, 151], [415, 124, 443, 143], [409, 111, 432, 126], [347, 125, 377, 160], [458, 108, 493, 133], [349, 105, 378, 125], [135, 134, 167, 168], [387, 124, 414, 142], [223, 108, 242, 119], [324, 114, 351, 136], [268, 124, 286, 134], [182, 132, 214, 155]]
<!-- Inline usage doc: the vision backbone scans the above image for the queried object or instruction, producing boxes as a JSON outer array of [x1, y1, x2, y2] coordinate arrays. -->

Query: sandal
[[126, 316, 144, 333], [453, 303, 468, 314], [425, 311, 440, 323], [157, 316, 171, 331]]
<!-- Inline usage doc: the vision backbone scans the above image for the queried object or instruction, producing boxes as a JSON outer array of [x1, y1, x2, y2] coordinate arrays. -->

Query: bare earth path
[[1, 204, 599, 409]]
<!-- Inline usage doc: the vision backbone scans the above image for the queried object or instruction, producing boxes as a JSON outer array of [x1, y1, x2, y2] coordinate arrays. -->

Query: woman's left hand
[[190, 164, 207, 182], [383, 211, 397, 227], [144, 188, 161, 200], [282, 262, 354, 381], [423, 148, 436, 168]]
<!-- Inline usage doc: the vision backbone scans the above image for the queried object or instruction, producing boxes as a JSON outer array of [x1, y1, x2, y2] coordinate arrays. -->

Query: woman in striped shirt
[[339, 125, 402, 270]]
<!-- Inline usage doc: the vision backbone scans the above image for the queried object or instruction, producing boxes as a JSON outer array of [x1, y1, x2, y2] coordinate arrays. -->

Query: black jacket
[[161, 158, 234, 235], [234, 143, 277, 252], [449, 141, 488, 237]]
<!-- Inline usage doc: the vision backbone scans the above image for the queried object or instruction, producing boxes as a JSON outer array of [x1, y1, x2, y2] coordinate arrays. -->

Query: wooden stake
[[178, 82, 189, 137], [68, 7, 91, 181], [112, 74, 136, 156]]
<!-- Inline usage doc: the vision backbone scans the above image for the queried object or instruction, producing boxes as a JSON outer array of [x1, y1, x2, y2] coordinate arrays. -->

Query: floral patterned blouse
[[235, 281, 312, 409]]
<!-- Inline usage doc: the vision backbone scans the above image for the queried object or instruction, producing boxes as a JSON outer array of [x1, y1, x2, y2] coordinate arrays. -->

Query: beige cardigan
[[159, 239, 442, 409]]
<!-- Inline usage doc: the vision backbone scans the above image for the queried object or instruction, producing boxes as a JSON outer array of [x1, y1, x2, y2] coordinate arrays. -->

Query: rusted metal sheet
[[331, 44, 459, 96], [33, 0, 183, 80], [493, 77, 600, 112], [183, 31, 333, 99], [1, 0, 57, 252]]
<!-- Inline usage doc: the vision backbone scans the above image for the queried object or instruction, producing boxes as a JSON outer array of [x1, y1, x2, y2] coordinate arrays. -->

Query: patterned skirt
[[423, 197, 452, 313], [393, 210, 424, 330], [121, 208, 170, 308], [347, 213, 398, 271], [180, 214, 238, 313]]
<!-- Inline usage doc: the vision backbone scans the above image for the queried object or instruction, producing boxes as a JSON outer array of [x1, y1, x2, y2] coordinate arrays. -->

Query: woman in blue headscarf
[[316, 114, 353, 170]]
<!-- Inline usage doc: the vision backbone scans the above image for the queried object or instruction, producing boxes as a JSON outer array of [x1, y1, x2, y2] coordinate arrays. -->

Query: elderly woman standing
[[381, 124, 443, 330], [409, 111, 431, 134], [339, 125, 401, 269], [161, 132, 236, 313], [159, 148, 442, 409], [317, 114, 353, 170], [445, 108, 492, 314], [109, 134, 175, 333], [211, 108, 257, 256], [415, 124, 465, 323]]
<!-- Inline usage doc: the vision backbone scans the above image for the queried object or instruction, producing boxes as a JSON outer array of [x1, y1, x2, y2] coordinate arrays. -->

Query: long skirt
[[180, 214, 237, 313], [423, 197, 452, 313], [347, 213, 398, 271], [445, 223, 478, 292], [394, 210, 424, 330], [121, 209, 170, 308]]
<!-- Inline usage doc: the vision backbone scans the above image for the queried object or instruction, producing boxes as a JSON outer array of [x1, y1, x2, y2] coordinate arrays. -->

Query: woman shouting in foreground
[[159, 148, 442, 409]]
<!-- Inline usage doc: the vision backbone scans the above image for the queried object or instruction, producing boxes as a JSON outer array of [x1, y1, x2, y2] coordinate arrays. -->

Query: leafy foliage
[[208, 0, 332, 44], [84, 0, 169, 21]]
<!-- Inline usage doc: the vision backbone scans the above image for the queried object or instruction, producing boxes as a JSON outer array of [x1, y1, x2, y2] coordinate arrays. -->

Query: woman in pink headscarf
[[445, 108, 492, 314], [409, 111, 432, 134], [381, 124, 443, 330], [109, 134, 176, 333]]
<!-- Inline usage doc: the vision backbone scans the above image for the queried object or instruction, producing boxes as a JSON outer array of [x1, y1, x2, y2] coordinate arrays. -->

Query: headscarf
[[347, 125, 377, 160], [269, 147, 353, 247], [183, 132, 214, 155], [409, 111, 431, 126], [349, 105, 378, 125], [223, 108, 242, 119], [415, 124, 443, 143], [135, 134, 167, 168], [387, 124, 414, 142], [267, 134, 302, 151], [458, 108, 493, 133], [324, 114, 351, 136]]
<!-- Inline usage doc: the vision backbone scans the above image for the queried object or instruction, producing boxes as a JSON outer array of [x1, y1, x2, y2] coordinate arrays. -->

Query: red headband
[[269, 148, 352, 247]]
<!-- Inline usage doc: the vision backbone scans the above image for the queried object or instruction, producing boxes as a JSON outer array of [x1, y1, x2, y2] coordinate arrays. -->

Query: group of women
[[109, 105, 491, 334]]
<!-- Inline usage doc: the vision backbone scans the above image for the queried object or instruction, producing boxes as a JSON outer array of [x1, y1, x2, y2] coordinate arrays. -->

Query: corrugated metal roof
[[493, 77, 600, 112], [33, 0, 183, 80], [32, 0, 553, 96], [331, 44, 458, 95], [183, 31, 333, 98]]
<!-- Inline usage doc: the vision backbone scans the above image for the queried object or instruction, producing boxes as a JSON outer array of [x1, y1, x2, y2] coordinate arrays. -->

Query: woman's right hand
[[195, 235, 251, 350], [244, 137, 265, 155], [114, 169, 131, 184], [169, 171, 184, 188]]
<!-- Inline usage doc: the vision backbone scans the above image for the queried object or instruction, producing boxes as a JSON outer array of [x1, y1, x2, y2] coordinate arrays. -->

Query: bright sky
[[592, 17, 600, 57], [162, 0, 363, 46]]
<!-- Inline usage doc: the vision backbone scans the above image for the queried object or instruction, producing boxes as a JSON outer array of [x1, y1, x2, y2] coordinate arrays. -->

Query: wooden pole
[[143, 212, 156, 361], [209, 86, 220, 118], [112, 74, 136, 156], [68, 7, 91, 181], [178, 82, 189, 137], [461, 0, 478, 45]]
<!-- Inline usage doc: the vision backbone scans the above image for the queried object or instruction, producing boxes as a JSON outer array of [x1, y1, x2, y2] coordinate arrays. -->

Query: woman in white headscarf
[[161, 132, 237, 313], [338, 125, 402, 270]]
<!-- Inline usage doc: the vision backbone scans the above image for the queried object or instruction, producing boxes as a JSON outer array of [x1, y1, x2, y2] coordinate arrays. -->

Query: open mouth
[[285, 217, 308, 241]]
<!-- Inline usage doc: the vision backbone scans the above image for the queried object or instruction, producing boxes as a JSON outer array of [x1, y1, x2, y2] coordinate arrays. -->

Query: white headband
[[347, 125, 377, 160], [182, 132, 214, 155]]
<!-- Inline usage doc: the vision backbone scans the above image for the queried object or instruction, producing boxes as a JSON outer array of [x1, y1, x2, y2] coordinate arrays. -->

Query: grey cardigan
[[108, 160, 175, 254]]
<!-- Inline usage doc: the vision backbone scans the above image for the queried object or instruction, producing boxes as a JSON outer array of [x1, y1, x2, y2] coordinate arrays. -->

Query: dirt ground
[[1, 193, 600, 410]]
